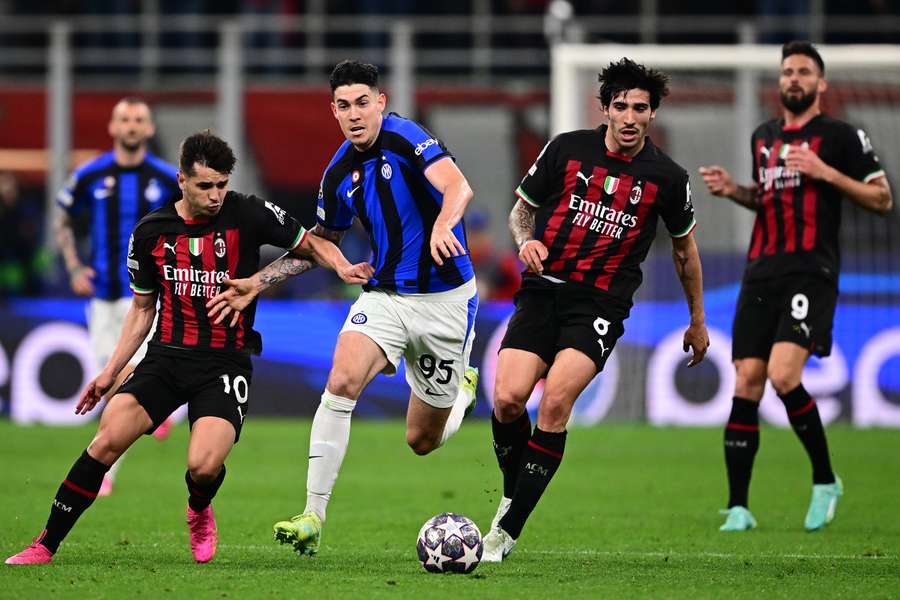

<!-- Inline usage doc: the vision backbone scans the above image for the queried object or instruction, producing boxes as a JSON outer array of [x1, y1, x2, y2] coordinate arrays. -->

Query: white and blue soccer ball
[[416, 512, 483, 574]]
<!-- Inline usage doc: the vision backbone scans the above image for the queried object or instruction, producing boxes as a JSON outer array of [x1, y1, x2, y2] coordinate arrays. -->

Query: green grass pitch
[[1, 419, 898, 599]]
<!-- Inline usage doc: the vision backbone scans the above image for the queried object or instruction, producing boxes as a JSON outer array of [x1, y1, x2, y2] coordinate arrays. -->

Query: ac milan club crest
[[629, 184, 642, 205], [215, 237, 226, 258]]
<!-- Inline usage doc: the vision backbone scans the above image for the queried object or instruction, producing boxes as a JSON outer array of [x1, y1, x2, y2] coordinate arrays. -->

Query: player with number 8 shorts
[[5, 131, 369, 566], [481, 58, 710, 562], [699, 41, 893, 533]]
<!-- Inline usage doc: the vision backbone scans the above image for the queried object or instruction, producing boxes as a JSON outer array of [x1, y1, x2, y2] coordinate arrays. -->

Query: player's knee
[[187, 461, 223, 484], [537, 394, 573, 430], [734, 365, 766, 400], [493, 386, 529, 422], [767, 366, 801, 396], [87, 426, 130, 464], [326, 368, 365, 400], [406, 430, 439, 456]]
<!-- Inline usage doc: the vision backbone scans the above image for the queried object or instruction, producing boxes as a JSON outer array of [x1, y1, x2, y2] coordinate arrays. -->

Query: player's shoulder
[[132, 202, 178, 239], [142, 152, 179, 181], [641, 139, 689, 182], [71, 150, 117, 180], [381, 112, 432, 141], [815, 114, 858, 138], [322, 140, 355, 184], [554, 128, 601, 149]]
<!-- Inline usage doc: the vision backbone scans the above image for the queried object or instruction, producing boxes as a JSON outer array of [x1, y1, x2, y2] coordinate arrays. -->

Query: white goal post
[[550, 43, 900, 135]]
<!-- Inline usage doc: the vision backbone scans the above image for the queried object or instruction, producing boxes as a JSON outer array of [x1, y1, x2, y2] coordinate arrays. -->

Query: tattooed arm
[[671, 232, 709, 367], [509, 198, 548, 275], [206, 225, 373, 326], [54, 206, 95, 296]]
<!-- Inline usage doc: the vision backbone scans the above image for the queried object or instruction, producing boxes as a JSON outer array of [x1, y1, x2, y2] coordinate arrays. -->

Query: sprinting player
[[482, 58, 709, 562], [5, 131, 370, 566], [56, 97, 180, 496], [700, 41, 892, 532], [206, 60, 480, 557]]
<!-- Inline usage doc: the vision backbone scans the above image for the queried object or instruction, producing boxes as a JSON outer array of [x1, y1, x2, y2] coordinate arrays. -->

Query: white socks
[[304, 390, 356, 523], [439, 382, 475, 447]]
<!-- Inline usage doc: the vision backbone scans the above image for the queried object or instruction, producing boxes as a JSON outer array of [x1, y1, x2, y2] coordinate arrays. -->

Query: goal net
[[548, 44, 900, 427]]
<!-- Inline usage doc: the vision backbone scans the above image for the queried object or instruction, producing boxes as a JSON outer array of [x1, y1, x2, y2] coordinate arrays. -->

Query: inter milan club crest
[[215, 236, 226, 258], [629, 184, 642, 205], [351, 312, 367, 324], [352, 170, 361, 183], [104, 176, 116, 189], [145, 178, 162, 203], [603, 175, 619, 195], [381, 163, 393, 180], [189, 238, 204, 256]]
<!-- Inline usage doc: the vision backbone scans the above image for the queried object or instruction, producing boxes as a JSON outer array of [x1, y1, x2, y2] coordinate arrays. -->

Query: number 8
[[791, 293, 809, 320]]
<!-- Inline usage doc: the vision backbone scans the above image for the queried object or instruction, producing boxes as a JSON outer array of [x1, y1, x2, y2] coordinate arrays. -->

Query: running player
[[206, 60, 480, 556], [482, 58, 709, 562], [55, 97, 180, 495], [5, 131, 370, 565], [700, 41, 892, 532]]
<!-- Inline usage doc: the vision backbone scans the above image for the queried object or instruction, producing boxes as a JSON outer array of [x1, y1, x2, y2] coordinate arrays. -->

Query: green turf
[[1, 419, 899, 599]]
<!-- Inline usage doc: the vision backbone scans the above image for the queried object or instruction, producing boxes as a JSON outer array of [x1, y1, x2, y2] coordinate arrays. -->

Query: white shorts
[[340, 278, 478, 409], [87, 297, 154, 371]]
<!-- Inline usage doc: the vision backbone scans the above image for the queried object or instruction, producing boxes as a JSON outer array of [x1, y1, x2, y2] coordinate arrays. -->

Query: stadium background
[[1, 1, 898, 429]]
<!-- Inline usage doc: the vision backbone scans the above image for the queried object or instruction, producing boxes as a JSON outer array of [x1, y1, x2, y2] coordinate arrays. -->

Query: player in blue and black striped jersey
[[54, 97, 180, 495], [205, 61, 480, 556]]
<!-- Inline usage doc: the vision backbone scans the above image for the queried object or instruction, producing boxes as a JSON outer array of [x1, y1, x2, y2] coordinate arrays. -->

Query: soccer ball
[[416, 512, 483, 574]]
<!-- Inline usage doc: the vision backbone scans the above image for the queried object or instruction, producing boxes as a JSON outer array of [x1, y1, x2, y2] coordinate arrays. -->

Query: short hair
[[597, 58, 670, 110], [112, 96, 152, 117], [179, 130, 236, 176], [782, 40, 825, 74], [329, 60, 379, 93]]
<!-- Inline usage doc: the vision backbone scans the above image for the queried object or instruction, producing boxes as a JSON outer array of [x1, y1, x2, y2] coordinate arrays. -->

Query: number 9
[[790, 293, 809, 320]]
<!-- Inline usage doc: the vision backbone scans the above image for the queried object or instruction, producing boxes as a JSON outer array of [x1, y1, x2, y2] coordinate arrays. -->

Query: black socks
[[40, 450, 110, 553], [724, 397, 760, 508]]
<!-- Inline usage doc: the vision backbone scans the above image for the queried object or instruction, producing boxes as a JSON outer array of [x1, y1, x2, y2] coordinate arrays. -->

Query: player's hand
[[430, 221, 465, 266], [337, 261, 374, 285], [698, 166, 737, 198], [206, 278, 258, 328], [683, 321, 710, 367], [784, 145, 830, 180], [69, 266, 96, 297], [77, 371, 115, 415], [518, 240, 548, 275]]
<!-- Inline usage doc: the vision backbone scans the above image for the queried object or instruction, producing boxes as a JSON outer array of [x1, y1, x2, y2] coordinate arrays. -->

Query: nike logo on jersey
[[576, 171, 594, 185], [164, 242, 177, 253], [347, 186, 360, 199], [424, 387, 447, 397]]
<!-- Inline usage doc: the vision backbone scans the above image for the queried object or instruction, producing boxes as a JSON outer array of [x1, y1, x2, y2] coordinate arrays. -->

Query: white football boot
[[482, 527, 516, 562]]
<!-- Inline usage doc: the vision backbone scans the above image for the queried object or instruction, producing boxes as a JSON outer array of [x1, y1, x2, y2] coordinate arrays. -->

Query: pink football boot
[[152, 417, 174, 441], [5, 531, 53, 565], [186, 505, 218, 563]]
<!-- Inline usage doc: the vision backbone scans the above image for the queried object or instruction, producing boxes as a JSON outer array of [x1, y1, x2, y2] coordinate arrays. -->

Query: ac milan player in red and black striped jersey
[[700, 41, 892, 533], [5, 131, 371, 567], [482, 59, 710, 562]]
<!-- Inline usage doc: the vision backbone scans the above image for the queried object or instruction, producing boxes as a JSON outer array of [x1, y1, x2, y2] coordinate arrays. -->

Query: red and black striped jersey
[[516, 125, 696, 307], [127, 191, 307, 355], [746, 115, 884, 284]]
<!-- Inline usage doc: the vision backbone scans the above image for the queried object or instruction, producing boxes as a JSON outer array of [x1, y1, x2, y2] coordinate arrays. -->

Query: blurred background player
[[55, 97, 181, 495], [482, 58, 709, 562], [700, 41, 893, 532], [5, 131, 370, 566]]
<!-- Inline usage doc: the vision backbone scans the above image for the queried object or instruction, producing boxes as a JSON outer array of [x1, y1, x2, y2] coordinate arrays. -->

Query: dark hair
[[329, 60, 379, 93], [782, 40, 825, 74], [597, 58, 670, 110], [179, 130, 236, 176]]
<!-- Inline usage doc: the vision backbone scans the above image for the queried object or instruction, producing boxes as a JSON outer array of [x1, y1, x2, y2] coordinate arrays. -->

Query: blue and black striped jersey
[[316, 113, 474, 294], [57, 151, 180, 300]]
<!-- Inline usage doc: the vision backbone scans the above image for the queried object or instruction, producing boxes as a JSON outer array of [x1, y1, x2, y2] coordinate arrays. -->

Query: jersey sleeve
[[515, 137, 558, 208], [247, 195, 308, 250], [127, 233, 158, 296], [396, 120, 452, 171], [56, 171, 84, 215], [840, 125, 885, 183], [659, 171, 697, 238], [316, 173, 354, 232]]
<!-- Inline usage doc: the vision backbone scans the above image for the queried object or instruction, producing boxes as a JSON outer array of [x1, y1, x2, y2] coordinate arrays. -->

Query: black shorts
[[732, 274, 838, 360], [117, 348, 253, 442], [500, 279, 627, 372]]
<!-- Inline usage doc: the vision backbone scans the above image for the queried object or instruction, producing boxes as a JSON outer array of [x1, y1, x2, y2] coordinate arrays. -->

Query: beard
[[780, 88, 817, 114], [119, 137, 143, 153]]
